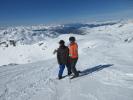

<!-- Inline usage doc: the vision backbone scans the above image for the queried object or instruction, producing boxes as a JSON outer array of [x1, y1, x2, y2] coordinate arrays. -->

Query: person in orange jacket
[[69, 36, 79, 78]]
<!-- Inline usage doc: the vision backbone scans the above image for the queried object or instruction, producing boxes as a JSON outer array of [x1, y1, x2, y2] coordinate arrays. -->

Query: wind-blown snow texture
[[0, 20, 133, 100]]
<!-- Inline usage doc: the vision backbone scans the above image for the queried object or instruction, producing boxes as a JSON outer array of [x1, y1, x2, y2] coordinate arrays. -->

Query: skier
[[55, 40, 72, 79], [69, 36, 79, 78]]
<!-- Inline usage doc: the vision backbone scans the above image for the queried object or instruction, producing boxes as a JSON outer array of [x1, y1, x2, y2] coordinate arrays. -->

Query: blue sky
[[0, 0, 133, 25]]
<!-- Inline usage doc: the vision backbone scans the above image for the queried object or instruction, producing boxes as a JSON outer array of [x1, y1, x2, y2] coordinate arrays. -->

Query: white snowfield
[[0, 20, 133, 100]]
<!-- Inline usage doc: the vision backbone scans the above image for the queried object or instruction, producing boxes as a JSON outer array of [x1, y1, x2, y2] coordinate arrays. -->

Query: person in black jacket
[[56, 40, 71, 79]]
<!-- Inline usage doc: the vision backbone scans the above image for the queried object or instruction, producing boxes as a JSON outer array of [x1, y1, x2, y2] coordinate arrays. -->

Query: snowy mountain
[[0, 20, 133, 100], [0, 21, 118, 46]]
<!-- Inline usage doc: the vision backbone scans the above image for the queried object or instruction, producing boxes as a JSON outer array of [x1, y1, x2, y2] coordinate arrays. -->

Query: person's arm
[[53, 49, 57, 54], [57, 49, 61, 64], [66, 47, 69, 57], [76, 43, 78, 53], [66, 47, 70, 63]]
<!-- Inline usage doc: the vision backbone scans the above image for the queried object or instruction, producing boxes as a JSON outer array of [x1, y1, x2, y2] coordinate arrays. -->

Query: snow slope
[[0, 21, 119, 66], [0, 20, 133, 100]]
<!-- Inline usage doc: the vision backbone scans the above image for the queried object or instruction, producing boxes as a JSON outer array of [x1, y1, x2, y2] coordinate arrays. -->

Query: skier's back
[[56, 40, 71, 79], [69, 36, 79, 78]]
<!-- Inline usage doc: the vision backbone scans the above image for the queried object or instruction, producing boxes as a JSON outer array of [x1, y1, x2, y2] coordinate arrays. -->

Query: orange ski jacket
[[69, 42, 78, 58]]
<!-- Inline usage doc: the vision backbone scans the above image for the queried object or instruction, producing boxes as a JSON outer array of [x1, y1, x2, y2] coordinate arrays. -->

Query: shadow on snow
[[79, 64, 113, 77]]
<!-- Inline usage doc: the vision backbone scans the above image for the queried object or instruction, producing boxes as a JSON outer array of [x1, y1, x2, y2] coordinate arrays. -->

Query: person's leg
[[70, 58, 79, 76], [58, 64, 65, 79], [66, 63, 72, 75]]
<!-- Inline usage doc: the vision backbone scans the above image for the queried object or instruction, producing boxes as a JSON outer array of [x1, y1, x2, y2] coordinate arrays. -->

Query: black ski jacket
[[57, 45, 69, 65]]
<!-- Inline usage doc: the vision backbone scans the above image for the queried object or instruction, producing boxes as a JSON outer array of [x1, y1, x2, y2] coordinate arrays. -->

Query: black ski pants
[[70, 58, 79, 76]]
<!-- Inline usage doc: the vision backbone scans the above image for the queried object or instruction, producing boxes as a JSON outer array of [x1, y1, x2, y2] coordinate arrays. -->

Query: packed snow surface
[[0, 20, 133, 100]]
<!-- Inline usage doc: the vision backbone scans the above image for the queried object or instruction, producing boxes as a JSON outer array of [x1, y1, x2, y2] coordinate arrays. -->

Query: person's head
[[59, 40, 65, 46], [69, 36, 76, 43]]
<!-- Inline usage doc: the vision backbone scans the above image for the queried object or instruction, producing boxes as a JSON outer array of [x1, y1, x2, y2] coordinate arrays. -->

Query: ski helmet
[[69, 36, 76, 42], [59, 40, 65, 44]]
